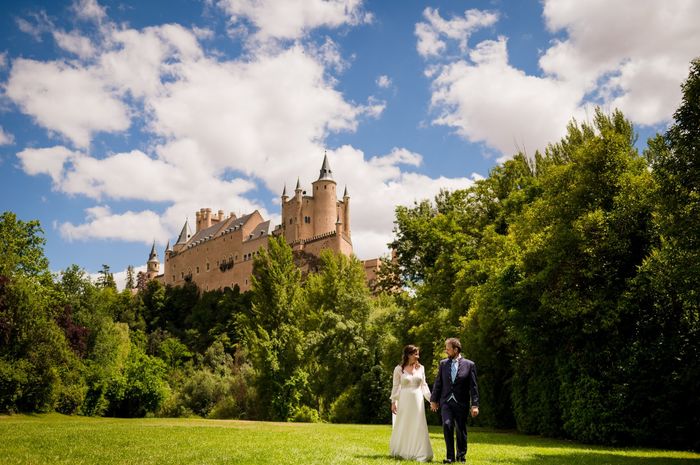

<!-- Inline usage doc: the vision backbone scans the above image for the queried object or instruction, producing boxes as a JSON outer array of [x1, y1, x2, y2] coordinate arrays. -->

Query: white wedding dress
[[389, 364, 433, 462]]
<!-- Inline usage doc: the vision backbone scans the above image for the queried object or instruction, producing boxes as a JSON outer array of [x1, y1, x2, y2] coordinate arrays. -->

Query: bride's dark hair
[[401, 345, 420, 372]]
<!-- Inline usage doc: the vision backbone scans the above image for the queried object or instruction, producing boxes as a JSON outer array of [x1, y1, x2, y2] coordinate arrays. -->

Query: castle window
[[181, 272, 184, 279], [324, 185, 327, 189], [304, 216, 311, 224], [196, 266, 200, 274], [206, 262, 210, 271], [172, 275, 175, 281], [289, 218, 293, 224]]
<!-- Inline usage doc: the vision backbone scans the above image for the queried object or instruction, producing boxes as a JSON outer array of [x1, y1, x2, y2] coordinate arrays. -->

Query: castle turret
[[342, 185, 350, 237], [147, 241, 160, 279], [173, 220, 191, 253], [312, 153, 337, 236]]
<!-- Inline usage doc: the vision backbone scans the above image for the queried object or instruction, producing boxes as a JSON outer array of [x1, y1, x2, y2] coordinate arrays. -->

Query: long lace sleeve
[[420, 366, 431, 402], [390, 365, 402, 402]]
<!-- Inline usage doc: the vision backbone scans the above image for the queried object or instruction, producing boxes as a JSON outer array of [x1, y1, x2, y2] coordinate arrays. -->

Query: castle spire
[[176, 220, 191, 245], [318, 152, 333, 181], [165, 240, 172, 253], [343, 185, 349, 198], [295, 177, 302, 192], [282, 184, 288, 198], [148, 241, 158, 261]]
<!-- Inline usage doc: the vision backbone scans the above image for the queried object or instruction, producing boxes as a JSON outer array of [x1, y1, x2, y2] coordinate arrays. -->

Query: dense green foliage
[[1, 59, 698, 451], [389, 60, 700, 450]]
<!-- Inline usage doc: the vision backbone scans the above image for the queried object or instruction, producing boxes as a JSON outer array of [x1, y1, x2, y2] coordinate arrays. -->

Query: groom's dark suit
[[431, 357, 479, 462]]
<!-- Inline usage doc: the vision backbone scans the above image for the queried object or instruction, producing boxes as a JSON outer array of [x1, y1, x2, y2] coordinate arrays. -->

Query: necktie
[[451, 359, 457, 382]]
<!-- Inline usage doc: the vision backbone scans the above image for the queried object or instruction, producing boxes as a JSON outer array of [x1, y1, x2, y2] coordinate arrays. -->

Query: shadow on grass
[[353, 454, 397, 461]]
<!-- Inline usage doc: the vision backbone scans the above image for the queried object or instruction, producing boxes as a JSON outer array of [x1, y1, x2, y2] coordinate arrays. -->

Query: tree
[[96, 264, 117, 290], [0, 212, 50, 281], [305, 250, 373, 414], [243, 237, 308, 420], [125, 266, 135, 290]]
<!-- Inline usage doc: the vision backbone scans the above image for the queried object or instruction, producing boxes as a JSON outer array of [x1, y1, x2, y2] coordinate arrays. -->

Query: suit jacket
[[430, 357, 479, 408]]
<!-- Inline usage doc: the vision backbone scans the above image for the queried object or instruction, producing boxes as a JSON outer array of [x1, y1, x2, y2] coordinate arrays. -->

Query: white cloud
[[308, 36, 348, 73], [147, 45, 361, 183], [539, 0, 700, 126], [217, 0, 371, 43], [16, 13, 50, 41], [0, 126, 14, 145], [416, 7, 498, 58], [5, 59, 130, 148], [60, 206, 171, 244], [72, 0, 107, 23], [430, 37, 584, 156], [419, 1, 700, 159], [376, 74, 391, 88], [17, 146, 79, 184], [99, 24, 203, 99], [53, 30, 95, 59]]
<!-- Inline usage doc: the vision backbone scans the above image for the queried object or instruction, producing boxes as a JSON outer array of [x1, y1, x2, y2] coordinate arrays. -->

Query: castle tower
[[172, 220, 191, 253], [342, 186, 350, 237], [147, 241, 160, 279], [312, 153, 337, 236]]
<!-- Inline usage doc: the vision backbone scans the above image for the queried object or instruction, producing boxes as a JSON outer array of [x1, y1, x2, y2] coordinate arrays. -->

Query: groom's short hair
[[446, 338, 462, 353]]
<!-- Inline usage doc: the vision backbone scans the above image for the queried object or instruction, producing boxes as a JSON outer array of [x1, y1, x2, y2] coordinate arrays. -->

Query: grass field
[[1, 414, 698, 465]]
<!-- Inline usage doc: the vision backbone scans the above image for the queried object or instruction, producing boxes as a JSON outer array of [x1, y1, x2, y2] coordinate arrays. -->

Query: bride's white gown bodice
[[389, 365, 433, 462]]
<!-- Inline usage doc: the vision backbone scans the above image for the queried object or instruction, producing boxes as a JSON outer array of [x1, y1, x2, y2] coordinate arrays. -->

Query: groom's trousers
[[442, 398, 468, 461]]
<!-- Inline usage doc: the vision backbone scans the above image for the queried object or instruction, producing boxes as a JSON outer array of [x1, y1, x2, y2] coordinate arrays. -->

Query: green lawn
[[1, 414, 698, 465]]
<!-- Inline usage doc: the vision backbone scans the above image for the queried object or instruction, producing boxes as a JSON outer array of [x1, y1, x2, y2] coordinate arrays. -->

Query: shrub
[[289, 405, 321, 423]]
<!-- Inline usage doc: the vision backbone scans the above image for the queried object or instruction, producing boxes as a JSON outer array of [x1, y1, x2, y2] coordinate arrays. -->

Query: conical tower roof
[[317, 152, 334, 181], [148, 241, 158, 261], [165, 240, 172, 253], [176, 220, 191, 245], [282, 184, 288, 197]]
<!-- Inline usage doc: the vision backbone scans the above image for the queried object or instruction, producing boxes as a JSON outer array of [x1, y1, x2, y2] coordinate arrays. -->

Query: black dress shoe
[[442, 460, 453, 464]]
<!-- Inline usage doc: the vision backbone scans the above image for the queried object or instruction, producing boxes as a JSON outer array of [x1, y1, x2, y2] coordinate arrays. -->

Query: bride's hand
[[391, 402, 398, 414]]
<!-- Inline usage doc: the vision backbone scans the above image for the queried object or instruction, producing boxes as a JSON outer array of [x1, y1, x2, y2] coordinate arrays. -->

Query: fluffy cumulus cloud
[[217, 0, 371, 44], [5, 59, 130, 147], [419, 0, 700, 158], [72, 0, 107, 23], [60, 206, 170, 243], [430, 37, 585, 157], [416, 7, 498, 58], [540, 0, 700, 126]]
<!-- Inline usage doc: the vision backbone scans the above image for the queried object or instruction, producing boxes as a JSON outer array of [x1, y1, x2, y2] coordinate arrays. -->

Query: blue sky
[[0, 0, 698, 287]]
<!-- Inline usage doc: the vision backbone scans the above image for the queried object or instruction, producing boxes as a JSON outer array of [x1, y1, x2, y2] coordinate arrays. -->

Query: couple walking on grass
[[389, 338, 479, 463]]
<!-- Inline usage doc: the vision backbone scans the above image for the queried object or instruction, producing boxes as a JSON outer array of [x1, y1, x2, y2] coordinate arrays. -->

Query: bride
[[390, 345, 433, 462]]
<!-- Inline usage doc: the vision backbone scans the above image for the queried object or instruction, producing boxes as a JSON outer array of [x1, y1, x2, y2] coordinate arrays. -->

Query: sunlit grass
[[1, 414, 698, 464]]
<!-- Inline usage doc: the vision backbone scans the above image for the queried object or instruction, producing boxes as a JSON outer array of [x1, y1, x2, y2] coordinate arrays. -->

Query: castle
[[143, 155, 380, 292]]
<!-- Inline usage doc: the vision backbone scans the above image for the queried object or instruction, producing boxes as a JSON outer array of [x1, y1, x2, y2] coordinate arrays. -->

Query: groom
[[430, 338, 479, 463]]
